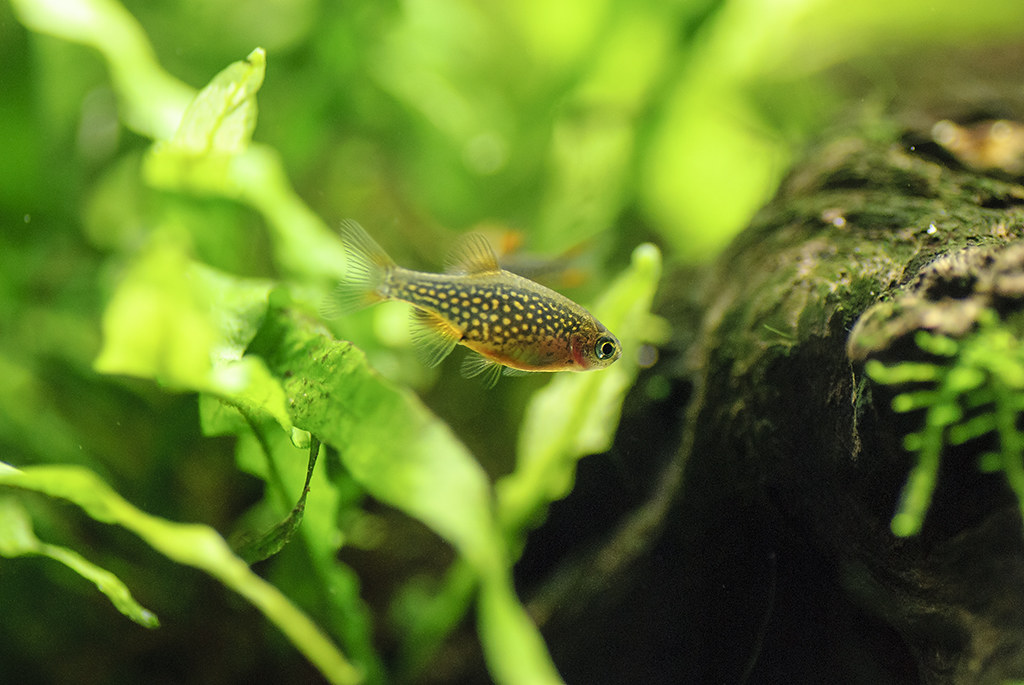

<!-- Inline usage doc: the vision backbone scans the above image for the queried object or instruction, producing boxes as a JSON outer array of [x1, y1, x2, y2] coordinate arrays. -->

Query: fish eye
[[595, 336, 618, 360]]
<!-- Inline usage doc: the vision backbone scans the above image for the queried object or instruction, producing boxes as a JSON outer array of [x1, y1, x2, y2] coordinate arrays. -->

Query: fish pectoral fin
[[460, 352, 505, 388], [409, 307, 461, 367], [444, 233, 501, 275], [501, 366, 531, 377]]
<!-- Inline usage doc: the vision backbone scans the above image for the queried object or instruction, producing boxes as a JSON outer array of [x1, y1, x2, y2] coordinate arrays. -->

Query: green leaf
[[247, 290, 564, 685], [477, 571, 564, 685], [234, 437, 319, 564], [249, 291, 501, 571], [891, 429, 942, 537], [390, 563, 478, 681], [913, 330, 959, 357], [93, 238, 290, 431], [891, 389, 941, 413], [93, 238, 214, 385], [0, 495, 160, 628], [865, 359, 941, 384], [498, 242, 663, 536], [170, 48, 265, 155], [903, 432, 924, 452], [928, 401, 963, 428], [869, 310, 1024, 537], [134, 46, 347, 282], [948, 413, 997, 445], [984, 352, 1024, 388], [945, 365, 986, 393], [0, 463, 360, 685], [978, 451, 1002, 473], [230, 419, 387, 684], [144, 48, 267, 197]]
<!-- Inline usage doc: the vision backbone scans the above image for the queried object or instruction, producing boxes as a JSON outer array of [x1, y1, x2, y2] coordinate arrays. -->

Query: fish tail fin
[[322, 220, 397, 318]]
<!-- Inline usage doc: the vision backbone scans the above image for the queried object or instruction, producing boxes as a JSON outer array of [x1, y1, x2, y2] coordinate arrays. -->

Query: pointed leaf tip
[[168, 48, 266, 154]]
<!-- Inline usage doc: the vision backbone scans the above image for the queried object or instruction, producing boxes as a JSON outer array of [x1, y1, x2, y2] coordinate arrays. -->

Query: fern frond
[[866, 310, 1024, 537]]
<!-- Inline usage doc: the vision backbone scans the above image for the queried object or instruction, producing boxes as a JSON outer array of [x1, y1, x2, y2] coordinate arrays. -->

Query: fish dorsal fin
[[444, 234, 501, 275], [410, 307, 461, 367]]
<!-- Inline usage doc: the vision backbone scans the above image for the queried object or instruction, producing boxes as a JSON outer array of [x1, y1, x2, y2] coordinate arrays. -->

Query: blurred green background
[[3, 0, 1024, 683]]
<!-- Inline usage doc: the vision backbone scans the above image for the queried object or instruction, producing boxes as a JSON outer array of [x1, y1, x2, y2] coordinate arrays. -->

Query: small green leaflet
[[0, 495, 159, 628]]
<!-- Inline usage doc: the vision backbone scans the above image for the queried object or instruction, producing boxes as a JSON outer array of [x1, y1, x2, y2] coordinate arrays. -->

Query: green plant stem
[[245, 413, 292, 506], [994, 379, 1024, 528], [891, 422, 944, 537]]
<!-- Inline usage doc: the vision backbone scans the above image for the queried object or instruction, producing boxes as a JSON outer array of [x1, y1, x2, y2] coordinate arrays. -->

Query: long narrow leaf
[[500, 243, 663, 537], [0, 496, 159, 628], [0, 464, 361, 685]]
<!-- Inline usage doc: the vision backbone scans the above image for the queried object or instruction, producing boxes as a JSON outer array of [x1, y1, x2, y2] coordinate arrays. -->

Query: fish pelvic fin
[[460, 352, 505, 388], [322, 220, 397, 318], [444, 233, 501, 275], [410, 307, 461, 367]]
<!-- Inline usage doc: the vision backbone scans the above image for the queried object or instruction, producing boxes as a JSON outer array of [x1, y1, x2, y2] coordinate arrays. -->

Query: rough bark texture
[[679, 131, 1024, 684], [519, 129, 1024, 685]]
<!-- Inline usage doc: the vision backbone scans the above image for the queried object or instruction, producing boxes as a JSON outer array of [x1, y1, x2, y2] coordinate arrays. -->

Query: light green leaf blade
[[864, 359, 941, 385], [0, 465, 360, 685], [170, 48, 265, 154], [477, 570, 563, 685], [143, 49, 267, 198], [393, 244, 662, 681], [247, 291, 564, 685], [138, 56, 348, 281], [0, 496, 160, 628], [93, 239, 290, 431], [229, 424, 387, 684], [248, 291, 501, 573], [499, 243, 663, 536], [93, 238, 216, 385], [913, 330, 959, 357]]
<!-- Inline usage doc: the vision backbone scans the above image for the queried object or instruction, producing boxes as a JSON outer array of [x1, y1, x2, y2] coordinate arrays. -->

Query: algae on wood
[[673, 131, 1024, 683]]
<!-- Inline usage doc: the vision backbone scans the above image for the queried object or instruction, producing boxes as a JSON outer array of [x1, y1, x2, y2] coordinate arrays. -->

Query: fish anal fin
[[444, 233, 501, 275], [460, 352, 504, 388], [410, 307, 461, 367]]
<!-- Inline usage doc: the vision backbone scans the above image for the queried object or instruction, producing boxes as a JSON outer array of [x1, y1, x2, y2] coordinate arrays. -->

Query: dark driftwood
[[520, 131, 1024, 685], [676, 132, 1024, 684]]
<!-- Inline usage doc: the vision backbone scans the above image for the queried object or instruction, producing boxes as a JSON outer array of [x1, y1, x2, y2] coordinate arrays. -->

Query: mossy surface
[[676, 129, 1024, 684]]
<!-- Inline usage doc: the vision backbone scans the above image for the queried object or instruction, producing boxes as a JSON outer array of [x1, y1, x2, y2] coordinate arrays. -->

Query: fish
[[325, 220, 622, 387]]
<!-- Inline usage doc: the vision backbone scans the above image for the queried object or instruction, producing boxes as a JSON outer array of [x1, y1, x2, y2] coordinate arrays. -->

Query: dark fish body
[[328, 221, 621, 385], [387, 268, 613, 371]]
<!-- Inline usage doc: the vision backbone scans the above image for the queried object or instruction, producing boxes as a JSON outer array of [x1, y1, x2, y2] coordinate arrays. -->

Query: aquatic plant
[[1, 4, 663, 682], [865, 311, 1024, 537]]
